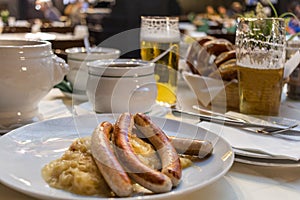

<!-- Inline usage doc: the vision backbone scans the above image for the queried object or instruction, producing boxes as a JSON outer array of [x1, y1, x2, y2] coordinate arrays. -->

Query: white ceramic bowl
[[0, 40, 69, 130], [86, 59, 157, 113], [65, 47, 120, 95]]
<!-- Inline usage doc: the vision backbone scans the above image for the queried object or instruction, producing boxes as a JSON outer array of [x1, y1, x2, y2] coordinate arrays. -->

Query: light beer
[[140, 38, 180, 106], [140, 16, 180, 107], [238, 65, 284, 116], [235, 18, 286, 116]]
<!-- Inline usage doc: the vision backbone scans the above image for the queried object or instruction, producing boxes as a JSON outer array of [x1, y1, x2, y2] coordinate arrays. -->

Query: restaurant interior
[[0, 0, 292, 57], [1, 0, 300, 200]]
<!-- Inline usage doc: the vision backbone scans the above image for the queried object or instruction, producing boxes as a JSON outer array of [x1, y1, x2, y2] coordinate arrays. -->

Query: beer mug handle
[[52, 55, 69, 86]]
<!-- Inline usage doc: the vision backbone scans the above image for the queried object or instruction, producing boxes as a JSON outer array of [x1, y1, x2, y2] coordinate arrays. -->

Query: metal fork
[[171, 108, 300, 136], [191, 105, 299, 135], [256, 123, 299, 135]]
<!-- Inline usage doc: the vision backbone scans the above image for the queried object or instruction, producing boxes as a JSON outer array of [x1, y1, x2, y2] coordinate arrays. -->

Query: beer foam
[[237, 60, 284, 70], [140, 34, 180, 43], [140, 17, 180, 43], [236, 46, 285, 70], [236, 36, 285, 70]]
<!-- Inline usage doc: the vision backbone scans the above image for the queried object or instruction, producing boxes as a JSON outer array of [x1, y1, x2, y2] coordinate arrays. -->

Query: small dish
[[65, 46, 120, 95], [0, 40, 68, 129], [86, 59, 157, 113]]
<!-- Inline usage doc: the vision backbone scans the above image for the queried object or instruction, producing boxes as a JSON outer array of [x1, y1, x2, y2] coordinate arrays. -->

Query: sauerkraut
[[41, 137, 112, 196], [42, 134, 191, 196]]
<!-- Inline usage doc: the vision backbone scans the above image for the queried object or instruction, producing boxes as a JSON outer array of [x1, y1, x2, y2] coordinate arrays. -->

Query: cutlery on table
[[191, 105, 247, 123], [171, 108, 299, 136], [191, 105, 300, 135]]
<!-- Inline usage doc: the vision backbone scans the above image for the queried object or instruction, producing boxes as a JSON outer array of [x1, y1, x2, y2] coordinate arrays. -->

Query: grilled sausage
[[91, 121, 133, 197], [113, 113, 173, 193], [133, 127, 213, 158], [168, 136, 213, 158], [134, 113, 182, 187]]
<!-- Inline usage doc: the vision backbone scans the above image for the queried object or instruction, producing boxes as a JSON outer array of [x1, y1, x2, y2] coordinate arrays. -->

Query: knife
[[171, 108, 300, 135]]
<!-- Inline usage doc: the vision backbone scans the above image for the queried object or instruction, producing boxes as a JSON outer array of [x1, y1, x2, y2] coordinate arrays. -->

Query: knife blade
[[171, 108, 300, 135]]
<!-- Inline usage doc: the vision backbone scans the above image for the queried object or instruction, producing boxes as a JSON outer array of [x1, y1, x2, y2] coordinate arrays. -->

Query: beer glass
[[236, 18, 286, 116], [140, 16, 180, 107], [286, 41, 300, 100]]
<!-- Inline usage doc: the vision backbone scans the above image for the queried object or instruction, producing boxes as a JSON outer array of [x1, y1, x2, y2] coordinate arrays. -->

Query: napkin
[[182, 72, 234, 107], [38, 99, 72, 120], [284, 50, 300, 79], [198, 117, 300, 161]]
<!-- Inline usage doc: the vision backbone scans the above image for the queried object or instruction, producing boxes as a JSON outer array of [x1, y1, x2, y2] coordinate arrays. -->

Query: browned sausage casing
[[169, 136, 213, 158], [113, 113, 173, 193], [134, 113, 182, 187], [91, 121, 133, 197]]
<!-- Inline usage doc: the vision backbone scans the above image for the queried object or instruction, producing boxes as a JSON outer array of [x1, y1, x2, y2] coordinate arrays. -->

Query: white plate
[[0, 114, 234, 200]]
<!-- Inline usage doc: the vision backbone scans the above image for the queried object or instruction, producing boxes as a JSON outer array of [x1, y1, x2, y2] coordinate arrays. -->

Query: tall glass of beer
[[235, 18, 286, 116], [140, 16, 180, 107]]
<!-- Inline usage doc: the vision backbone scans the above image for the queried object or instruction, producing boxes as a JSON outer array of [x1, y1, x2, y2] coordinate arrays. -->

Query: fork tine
[[256, 123, 299, 135]]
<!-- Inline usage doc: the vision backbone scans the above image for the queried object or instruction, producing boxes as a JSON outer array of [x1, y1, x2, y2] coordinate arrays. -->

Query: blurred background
[[0, 0, 296, 58]]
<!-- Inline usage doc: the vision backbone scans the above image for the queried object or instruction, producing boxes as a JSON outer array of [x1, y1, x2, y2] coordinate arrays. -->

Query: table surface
[[1, 78, 300, 200]]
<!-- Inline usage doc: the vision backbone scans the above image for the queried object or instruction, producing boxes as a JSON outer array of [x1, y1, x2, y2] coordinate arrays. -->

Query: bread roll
[[214, 50, 236, 67], [197, 36, 216, 46], [203, 39, 235, 56], [218, 59, 238, 81], [186, 37, 235, 77]]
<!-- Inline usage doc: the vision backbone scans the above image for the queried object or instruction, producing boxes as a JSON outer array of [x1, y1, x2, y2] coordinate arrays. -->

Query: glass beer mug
[[235, 18, 286, 116], [140, 16, 180, 107]]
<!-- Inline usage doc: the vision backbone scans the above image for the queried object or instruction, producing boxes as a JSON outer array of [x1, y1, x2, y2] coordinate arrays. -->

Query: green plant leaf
[[54, 80, 73, 93]]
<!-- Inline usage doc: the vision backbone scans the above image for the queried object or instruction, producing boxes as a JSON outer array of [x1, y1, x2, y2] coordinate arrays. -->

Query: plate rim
[[0, 114, 234, 200]]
